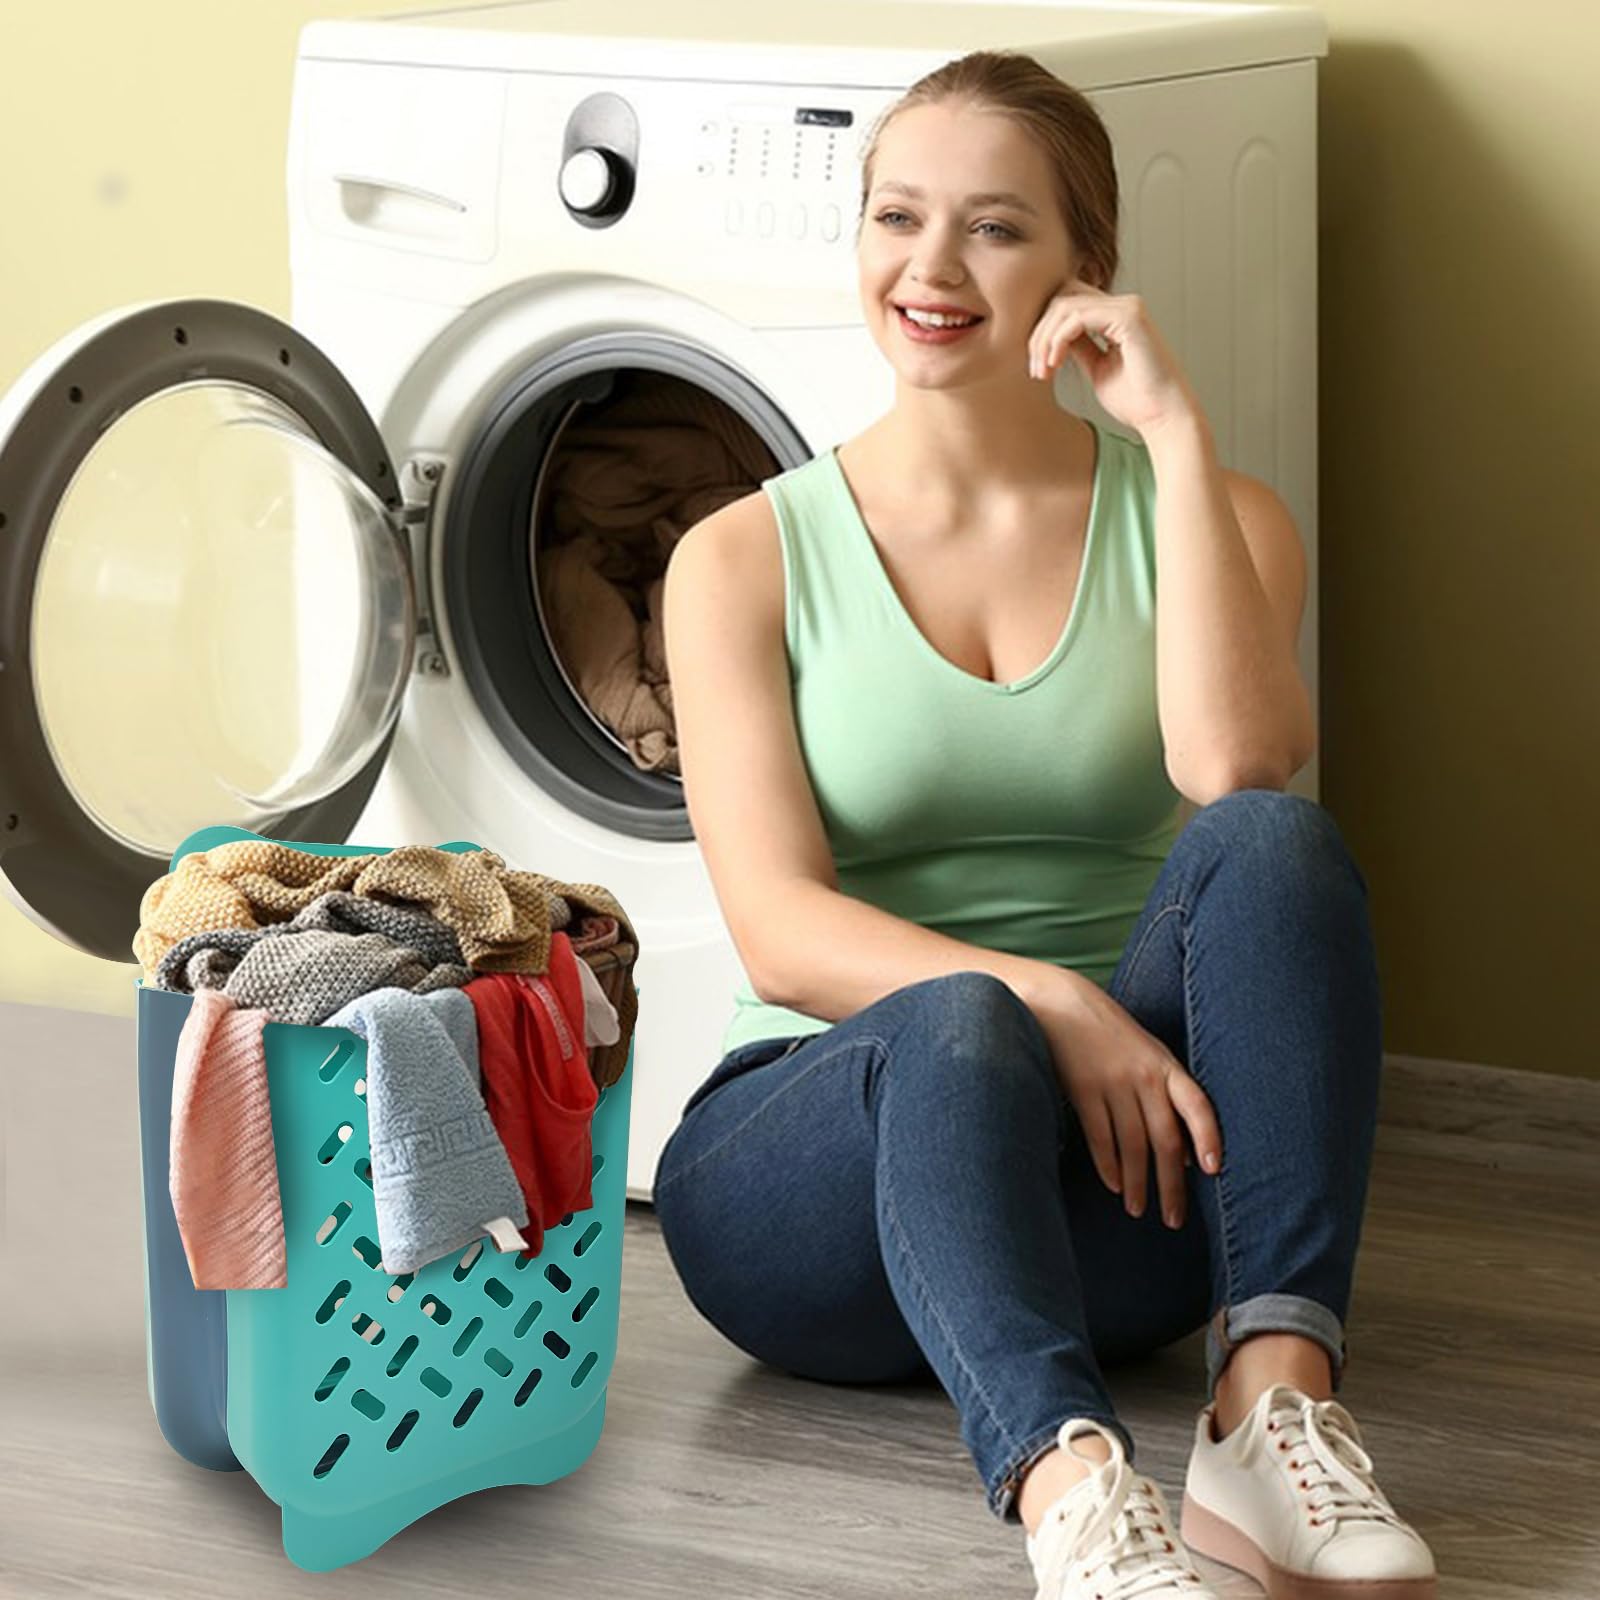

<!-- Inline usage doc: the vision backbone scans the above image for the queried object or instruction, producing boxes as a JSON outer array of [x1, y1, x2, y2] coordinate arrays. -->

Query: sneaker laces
[[1265, 1394, 1407, 1533], [1033, 1447, 1209, 1600]]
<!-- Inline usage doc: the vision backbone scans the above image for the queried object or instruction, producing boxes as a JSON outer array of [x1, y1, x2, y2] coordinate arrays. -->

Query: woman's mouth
[[895, 305, 986, 344]]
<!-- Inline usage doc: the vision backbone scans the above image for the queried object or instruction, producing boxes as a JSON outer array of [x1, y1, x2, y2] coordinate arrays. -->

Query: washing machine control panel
[[695, 95, 884, 248]]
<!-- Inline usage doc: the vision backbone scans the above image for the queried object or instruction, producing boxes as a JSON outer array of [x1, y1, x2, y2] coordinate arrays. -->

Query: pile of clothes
[[133, 838, 639, 1291], [532, 371, 779, 775]]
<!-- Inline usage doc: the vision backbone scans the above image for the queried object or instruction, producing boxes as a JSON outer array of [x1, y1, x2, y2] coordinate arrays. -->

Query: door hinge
[[399, 454, 449, 679]]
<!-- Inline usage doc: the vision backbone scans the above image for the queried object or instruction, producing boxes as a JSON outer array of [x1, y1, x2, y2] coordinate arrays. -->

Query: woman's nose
[[912, 251, 966, 287], [910, 226, 967, 284]]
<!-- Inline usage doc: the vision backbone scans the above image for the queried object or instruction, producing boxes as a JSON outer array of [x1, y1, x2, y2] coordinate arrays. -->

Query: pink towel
[[169, 989, 286, 1289]]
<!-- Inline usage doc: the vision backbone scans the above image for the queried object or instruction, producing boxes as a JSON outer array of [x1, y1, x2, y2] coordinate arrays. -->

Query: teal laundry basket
[[135, 827, 635, 1572]]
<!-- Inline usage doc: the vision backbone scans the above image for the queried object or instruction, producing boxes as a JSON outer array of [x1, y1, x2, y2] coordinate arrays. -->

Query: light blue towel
[[323, 987, 528, 1275]]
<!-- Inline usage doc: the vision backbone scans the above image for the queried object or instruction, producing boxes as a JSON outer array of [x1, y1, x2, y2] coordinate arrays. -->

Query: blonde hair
[[855, 50, 1120, 292]]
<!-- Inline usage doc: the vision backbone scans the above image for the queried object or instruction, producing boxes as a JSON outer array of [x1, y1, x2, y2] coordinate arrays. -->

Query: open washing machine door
[[0, 298, 419, 960]]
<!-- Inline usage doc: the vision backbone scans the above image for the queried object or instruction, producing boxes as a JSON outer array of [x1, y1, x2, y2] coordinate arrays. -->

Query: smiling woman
[[652, 47, 1428, 1600]]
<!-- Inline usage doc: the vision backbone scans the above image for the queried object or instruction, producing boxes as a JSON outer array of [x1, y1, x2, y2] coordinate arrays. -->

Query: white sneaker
[[1181, 1383, 1438, 1599], [1025, 1419, 1221, 1600]]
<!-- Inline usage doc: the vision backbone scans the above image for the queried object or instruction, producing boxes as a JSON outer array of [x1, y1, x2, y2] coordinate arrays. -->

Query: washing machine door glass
[[34, 378, 409, 849], [0, 299, 412, 960]]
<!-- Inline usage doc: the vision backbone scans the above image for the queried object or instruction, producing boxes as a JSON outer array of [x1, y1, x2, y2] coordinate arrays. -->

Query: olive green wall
[[1303, 0, 1599, 1080], [0, 2, 1592, 1078]]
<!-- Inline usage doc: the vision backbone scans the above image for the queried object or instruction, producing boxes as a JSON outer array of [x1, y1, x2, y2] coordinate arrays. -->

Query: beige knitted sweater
[[135, 839, 639, 1088]]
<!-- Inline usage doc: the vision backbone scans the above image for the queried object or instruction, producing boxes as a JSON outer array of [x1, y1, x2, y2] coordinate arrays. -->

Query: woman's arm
[[1029, 285, 1317, 805], [758, 875, 1098, 1024], [1145, 411, 1317, 805]]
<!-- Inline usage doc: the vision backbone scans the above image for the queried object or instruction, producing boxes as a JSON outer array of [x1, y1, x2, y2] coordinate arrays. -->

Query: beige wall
[[0, 3, 1592, 1078]]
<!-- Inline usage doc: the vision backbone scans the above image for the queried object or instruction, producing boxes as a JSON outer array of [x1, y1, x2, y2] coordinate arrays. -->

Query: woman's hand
[[1028, 278, 1202, 440], [1025, 963, 1223, 1229]]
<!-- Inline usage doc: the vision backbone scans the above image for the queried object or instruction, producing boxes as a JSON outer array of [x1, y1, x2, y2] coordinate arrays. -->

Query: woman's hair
[[855, 50, 1120, 291]]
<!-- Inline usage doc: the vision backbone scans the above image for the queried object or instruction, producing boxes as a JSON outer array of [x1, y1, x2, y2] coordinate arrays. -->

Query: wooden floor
[[3, 1001, 1598, 1597]]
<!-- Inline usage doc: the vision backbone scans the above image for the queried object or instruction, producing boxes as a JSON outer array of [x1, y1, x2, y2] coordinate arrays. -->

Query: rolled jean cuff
[[988, 1412, 1138, 1523], [1205, 1293, 1348, 1400]]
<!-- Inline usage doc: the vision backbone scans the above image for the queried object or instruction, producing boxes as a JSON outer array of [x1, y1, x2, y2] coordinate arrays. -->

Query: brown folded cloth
[[134, 839, 639, 1088], [537, 535, 678, 773], [532, 372, 777, 778]]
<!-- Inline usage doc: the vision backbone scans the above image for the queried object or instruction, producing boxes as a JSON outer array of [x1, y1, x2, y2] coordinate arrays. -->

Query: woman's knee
[[885, 971, 1058, 1100], [1188, 788, 1368, 900]]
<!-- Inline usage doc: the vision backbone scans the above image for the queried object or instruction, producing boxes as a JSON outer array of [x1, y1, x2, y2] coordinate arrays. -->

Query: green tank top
[[720, 418, 1184, 1057]]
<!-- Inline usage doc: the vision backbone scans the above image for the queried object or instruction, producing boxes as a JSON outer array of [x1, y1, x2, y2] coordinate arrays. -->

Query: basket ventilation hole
[[351, 1388, 386, 1421], [315, 1201, 353, 1245], [573, 1286, 599, 1323], [352, 1311, 385, 1346], [571, 1351, 598, 1388], [592, 1152, 606, 1176], [314, 1357, 351, 1401], [484, 1346, 514, 1378], [419, 1294, 452, 1324], [543, 1330, 570, 1360], [355, 1158, 374, 1189], [420, 1367, 452, 1398], [453, 1388, 484, 1428], [545, 1263, 572, 1292], [454, 1240, 484, 1280], [352, 1235, 382, 1271], [514, 1300, 544, 1339], [386, 1335, 419, 1377], [484, 1277, 514, 1309], [387, 1409, 420, 1452], [354, 1078, 366, 1097], [316, 1281, 352, 1324], [318, 1123, 355, 1164], [317, 1038, 357, 1082], [574, 1221, 603, 1257], [387, 1275, 412, 1303], [514, 1368, 544, 1406], [313, 1435, 350, 1478], [559, 1213, 575, 1228], [452, 1316, 484, 1358]]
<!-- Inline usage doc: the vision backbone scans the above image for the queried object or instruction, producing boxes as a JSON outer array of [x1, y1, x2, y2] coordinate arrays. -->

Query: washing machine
[[0, 0, 1328, 1200]]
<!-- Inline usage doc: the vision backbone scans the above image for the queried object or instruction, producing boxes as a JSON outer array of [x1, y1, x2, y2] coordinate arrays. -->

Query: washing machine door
[[0, 299, 413, 961]]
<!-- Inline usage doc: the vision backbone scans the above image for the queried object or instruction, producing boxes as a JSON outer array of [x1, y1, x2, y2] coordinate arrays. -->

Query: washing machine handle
[[333, 172, 469, 221]]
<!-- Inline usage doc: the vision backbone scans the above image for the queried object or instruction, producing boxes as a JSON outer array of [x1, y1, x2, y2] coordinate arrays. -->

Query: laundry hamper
[[133, 827, 635, 1571]]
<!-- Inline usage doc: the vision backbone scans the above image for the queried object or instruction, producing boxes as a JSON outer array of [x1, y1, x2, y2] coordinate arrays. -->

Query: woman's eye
[[873, 210, 1013, 241]]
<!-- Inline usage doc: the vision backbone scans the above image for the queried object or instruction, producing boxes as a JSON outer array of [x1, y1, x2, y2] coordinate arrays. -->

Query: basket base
[[280, 1387, 609, 1572]]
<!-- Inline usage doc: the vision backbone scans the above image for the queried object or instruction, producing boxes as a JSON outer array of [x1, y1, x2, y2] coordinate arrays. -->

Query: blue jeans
[[652, 790, 1381, 1522]]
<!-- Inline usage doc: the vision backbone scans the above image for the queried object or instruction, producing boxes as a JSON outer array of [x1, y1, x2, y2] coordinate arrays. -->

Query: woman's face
[[857, 100, 1080, 389]]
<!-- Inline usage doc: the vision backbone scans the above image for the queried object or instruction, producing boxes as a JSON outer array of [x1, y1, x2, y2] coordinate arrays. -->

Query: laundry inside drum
[[527, 370, 779, 777]]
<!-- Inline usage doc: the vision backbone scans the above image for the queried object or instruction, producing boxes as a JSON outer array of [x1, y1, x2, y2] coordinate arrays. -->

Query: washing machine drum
[[527, 369, 779, 779]]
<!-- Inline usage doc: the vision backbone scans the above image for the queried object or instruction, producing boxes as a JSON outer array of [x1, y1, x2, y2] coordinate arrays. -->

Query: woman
[[653, 50, 1437, 1600]]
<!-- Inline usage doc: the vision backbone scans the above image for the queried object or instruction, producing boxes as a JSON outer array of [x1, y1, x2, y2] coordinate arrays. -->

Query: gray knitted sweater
[[153, 891, 477, 1026]]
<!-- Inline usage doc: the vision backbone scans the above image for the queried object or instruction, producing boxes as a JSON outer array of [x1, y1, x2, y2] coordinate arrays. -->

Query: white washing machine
[[0, 0, 1327, 1200]]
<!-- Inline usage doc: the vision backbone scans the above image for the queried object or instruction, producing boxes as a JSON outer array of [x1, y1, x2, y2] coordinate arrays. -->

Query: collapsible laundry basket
[[133, 826, 635, 1571]]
